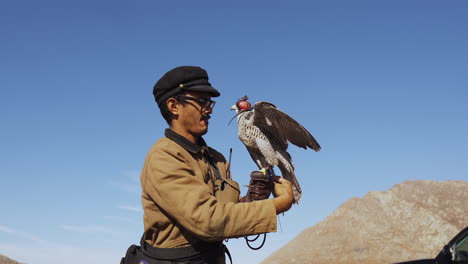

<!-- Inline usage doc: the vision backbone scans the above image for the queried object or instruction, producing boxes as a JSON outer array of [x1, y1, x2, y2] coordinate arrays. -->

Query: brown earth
[[262, 180, 468, 264], [0, 255, 23, 264]]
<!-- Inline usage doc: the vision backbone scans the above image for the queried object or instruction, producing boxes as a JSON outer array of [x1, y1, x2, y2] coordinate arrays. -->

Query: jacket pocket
[[214, 179, 240, 203]]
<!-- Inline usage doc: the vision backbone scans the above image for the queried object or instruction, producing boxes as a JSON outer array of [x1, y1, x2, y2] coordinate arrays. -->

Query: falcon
[[231, 96, 321, 203]]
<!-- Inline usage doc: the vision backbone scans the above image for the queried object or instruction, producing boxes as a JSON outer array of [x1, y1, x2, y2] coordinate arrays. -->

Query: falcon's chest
[[237, 112, 265, 146]]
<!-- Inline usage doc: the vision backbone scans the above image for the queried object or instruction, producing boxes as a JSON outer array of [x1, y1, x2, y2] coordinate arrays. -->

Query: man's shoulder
[[147, 137, 184, 157], [153, 137, 174, 147]]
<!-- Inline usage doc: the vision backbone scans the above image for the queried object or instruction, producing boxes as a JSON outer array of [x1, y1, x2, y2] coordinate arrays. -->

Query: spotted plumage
[[231, 96, 321, 203]]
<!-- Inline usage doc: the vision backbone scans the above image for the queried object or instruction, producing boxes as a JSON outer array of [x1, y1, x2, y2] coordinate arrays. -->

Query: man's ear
[[166, 97, 180, 116]]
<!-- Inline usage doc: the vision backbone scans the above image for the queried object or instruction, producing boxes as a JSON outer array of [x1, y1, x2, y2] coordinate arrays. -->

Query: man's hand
[[239, 171, 273, 202], [272, 176, 293, 215]]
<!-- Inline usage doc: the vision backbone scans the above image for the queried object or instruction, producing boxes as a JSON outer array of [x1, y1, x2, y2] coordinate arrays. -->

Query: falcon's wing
[[253, 101, 321, 151]]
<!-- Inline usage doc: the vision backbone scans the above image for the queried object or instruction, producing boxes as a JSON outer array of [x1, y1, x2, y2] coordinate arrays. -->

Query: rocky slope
[[0, 255, 23, 264], [262, 180, 468, 264]]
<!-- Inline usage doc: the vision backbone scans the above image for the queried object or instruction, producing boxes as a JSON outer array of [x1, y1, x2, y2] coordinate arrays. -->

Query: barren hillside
[[262, 180, 468, 264], [0, 255, 23, 264]]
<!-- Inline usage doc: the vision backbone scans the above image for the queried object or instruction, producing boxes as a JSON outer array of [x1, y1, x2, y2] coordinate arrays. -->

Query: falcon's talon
[[267, 168, 275, 177]]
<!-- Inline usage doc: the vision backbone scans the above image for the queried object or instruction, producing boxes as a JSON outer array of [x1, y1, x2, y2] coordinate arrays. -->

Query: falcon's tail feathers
[[277, 158, 302, 204]]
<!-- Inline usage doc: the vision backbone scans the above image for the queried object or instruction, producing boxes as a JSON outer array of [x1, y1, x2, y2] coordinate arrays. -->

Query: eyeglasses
[[176, 95, 216, 111]]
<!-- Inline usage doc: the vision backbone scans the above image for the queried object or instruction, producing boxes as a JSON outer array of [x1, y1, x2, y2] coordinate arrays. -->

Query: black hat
[[153, 66, 221, 107]]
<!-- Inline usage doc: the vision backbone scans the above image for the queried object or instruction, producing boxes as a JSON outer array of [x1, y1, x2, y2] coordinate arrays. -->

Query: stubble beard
[[200, 115, 210, 135]]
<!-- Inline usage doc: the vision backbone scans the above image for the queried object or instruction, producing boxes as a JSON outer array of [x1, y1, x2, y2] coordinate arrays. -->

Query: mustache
[[201, 115, 211, 121]]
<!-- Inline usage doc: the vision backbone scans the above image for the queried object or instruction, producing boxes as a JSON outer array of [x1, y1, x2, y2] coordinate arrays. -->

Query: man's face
[[176, 91, 215, 138]]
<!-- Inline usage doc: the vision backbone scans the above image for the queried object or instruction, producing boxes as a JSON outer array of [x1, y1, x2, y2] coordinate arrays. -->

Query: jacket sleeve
[[142, 144, 277, 242]]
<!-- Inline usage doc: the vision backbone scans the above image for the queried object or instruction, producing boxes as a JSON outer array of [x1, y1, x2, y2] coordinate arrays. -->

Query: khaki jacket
[[141, 129, 277, 248]]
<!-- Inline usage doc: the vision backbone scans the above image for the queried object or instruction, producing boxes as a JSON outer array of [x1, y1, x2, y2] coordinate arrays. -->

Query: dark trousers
[[120, 237, 227, 264]]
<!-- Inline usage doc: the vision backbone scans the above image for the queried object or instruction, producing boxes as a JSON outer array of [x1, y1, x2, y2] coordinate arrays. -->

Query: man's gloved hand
[[239, 171, 273, 202]]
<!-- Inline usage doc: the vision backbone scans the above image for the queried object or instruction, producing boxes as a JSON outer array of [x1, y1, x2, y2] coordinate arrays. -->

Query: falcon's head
[[231, 95, 252, 113]]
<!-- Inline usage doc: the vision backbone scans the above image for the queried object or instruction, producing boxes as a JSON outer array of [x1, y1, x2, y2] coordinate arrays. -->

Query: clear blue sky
[[1, 1, 467, 263]]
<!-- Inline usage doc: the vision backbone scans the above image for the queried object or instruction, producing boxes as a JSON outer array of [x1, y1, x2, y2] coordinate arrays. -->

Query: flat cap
[[153, 66, 220, 107]]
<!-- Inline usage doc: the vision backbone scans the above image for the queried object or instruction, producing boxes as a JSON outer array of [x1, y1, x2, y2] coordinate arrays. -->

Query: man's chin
[[195, 127, 208, 137], [201, 120, 209, 134]]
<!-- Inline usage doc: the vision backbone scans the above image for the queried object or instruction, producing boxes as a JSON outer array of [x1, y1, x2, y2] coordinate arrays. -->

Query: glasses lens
[[178, 95, 215, 111], [200, 99, 215, 111], [206, 101, 216, 110]]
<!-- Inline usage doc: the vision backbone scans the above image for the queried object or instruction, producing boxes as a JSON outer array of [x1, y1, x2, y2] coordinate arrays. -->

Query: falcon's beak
[[228, 105, 240, 126]]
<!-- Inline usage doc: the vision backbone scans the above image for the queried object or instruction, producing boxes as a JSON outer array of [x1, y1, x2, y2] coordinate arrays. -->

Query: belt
[[140, 235, 232, 263]]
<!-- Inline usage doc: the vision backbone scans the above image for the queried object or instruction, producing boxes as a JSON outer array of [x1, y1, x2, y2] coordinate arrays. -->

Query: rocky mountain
[[262, 180, 468, 264], [0, 255, 23, 264]]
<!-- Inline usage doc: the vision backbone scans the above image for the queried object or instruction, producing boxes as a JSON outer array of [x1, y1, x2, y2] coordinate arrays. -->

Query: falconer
[[123, 66, 294, 264]]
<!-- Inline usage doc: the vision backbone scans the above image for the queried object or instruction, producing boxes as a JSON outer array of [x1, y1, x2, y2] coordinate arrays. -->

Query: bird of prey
[[231, 96, 321, 203]]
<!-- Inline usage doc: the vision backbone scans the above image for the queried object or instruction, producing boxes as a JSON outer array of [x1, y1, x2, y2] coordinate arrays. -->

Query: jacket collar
[[164, 129, 208, 154]]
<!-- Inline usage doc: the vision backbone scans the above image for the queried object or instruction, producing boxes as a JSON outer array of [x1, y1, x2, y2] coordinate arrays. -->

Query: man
[[122, 66, 294, 264]]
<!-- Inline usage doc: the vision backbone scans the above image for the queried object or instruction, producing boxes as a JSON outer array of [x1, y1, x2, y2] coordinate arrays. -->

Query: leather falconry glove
[[239, 171, 273, 202]]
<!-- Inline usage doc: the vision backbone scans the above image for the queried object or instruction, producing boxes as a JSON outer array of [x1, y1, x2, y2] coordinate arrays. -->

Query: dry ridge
[[0, 255, 23, 264], [262, 180, 468, 264]]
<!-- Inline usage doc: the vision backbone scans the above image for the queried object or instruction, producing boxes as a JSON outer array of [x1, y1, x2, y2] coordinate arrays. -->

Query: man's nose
[[203, 107, 213, 114]]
